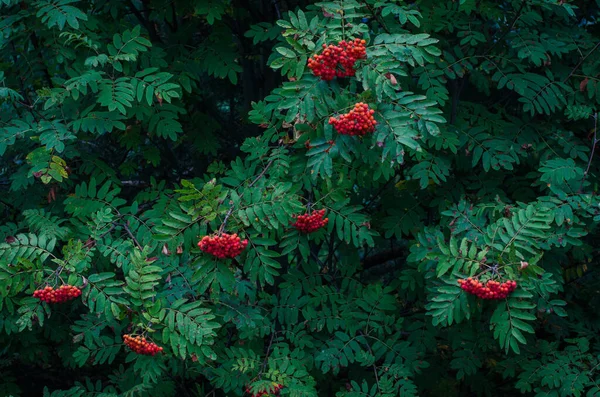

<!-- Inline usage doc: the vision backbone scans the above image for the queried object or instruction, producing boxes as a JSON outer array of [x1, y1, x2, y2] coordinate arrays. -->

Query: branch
[[365, 3, 391, 34], [249, 159, 275, 187], [359, 331, 381, 391], [564, 41, 600, 83], [362, 246, 405, 270], [580, 112, 598, 192], [126, 0, 161, 42], [259, 331, 276, 378], [484, 1, 525, 56], [218, 205, 235, 234], [216, 159, 274, 234], [123, 221, 143, 250], [450, 78, 466, 125], [0, 197, 17, 210]]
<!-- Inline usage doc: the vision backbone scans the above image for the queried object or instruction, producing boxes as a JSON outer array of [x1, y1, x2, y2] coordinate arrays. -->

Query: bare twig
[[249, 159, 275, 187], [216, 159, 274, 234], [0, 198, 17, 210], [123, 221, 143, 250], [580, 113, 599, 191], [271, 0, 282, 19], [484, 1, 525, 56], [218, 204, 235, 234], [365, 3, 391, 34], [564, 42, 600, 83], [359, 331, 381, 391], [259, 331, 276, 378], [126, 0, 161, 42]]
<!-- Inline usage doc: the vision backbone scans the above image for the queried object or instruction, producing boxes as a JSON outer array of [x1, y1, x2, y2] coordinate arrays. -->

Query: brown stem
[[123, 221, 143, 250], [218, 204, 235, 234], [249, 159, 275, 187]]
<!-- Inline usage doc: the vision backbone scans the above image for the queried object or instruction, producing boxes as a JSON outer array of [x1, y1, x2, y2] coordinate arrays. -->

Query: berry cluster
[[329, 103, 377, 136], [245, 383, 284, 397], [458, 278, 517, 300], [198, 233, 248, 258], [292, 209, 329, 233], [307, 39, 367, 80], [33, 285, 81, 303], [123, 334, 163, 356]]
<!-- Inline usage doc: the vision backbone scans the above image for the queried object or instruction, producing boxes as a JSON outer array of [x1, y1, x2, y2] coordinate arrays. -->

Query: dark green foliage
[[1, 0, 600, 396]]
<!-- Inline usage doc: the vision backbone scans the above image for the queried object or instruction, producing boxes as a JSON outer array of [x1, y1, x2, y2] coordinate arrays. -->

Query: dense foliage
[[1, 0, 600, 396]]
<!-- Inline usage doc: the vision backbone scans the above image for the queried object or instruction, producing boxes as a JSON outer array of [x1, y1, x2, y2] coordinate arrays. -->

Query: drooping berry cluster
[[33, 285, 81, 303], [198, 233, 248, 258], [458, 278, 517, 300], [307, 39, 367, 80], [123, 334, 163, 356], [329, 103, 377, 136], [245, 383, 284, 397], [292, 209, 329, 233]]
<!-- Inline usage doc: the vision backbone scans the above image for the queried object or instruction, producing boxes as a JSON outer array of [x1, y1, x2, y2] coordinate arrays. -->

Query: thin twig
[[484, 1, 525, 56], [580, 113, 599, 191], [249, 159, 275, 187], [564, 42, 600, 83], [218, 204, 235, 234], [123, 221, 143, 250], [259, 331, 276, 378], [0, 198, 17, 210], [217, 159, 274, 233], [271, 0, 282, 19], [365, 3, 391, 34], [359, 331, 381, 391]]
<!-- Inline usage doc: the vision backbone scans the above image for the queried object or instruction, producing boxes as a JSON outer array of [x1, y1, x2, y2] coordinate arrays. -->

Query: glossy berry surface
[[329, 103, 377, 136], [33, 285, 81, 303], [198, 233, 248, 258], [307, 38, 367, 81], [292, 209, 329, 233], [245, 383, 284, 397], [123, 334, 163, 356], [458, 278, 517, 300]]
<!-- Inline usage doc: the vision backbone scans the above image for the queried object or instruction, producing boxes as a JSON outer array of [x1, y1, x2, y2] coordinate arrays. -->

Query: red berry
[[198, 233, 248, 258], [33, 285, 81, 304], [123, 334, 162, 356], [458, 278, 517, 300], [292, 209, 328, 233], [308, 38, 367, 81], [329, 103, 377, 136]]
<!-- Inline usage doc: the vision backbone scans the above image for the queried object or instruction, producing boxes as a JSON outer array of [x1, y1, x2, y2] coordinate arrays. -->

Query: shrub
[[0, 0, 599, 396]]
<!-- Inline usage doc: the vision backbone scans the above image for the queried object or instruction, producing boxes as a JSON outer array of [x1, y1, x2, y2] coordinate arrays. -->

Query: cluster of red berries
[[245, 383, 284, 397], [33, 285, 81, 303], [198, 233, 248, 258], [307, 39, 367, 80], [458, 278, 517, 300], [123, 334, 163, 356], [329, 103, 377, 136], [292, 209, 329, 233]]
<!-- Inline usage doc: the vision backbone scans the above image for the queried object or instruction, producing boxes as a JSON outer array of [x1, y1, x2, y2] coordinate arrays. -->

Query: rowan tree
[[0, 0, 599, 396]]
